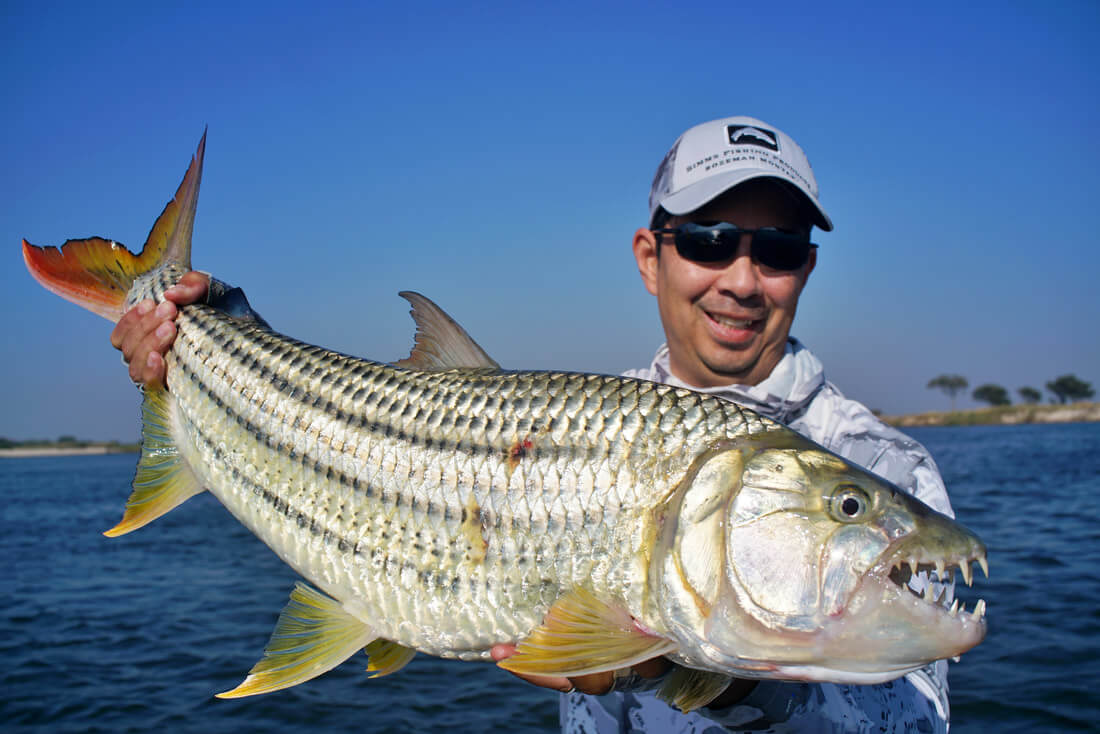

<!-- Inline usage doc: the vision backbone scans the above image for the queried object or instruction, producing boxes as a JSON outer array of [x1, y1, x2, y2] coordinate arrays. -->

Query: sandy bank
[[884, 402, 1100, 428]]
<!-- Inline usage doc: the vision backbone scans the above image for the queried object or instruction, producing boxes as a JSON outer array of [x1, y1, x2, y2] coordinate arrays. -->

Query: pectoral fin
[[217, 583, 374, 698], [497, 588, 676, 677], [364, 639, 417, 678], [657, 667, 733, 712], [104, 384, 203, 537]]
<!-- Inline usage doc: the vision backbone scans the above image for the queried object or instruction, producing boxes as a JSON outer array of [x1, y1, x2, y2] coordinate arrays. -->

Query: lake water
[[2, 422, 1097, 732]]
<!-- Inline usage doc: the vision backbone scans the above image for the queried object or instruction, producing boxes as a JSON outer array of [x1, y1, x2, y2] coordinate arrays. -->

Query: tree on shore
[[1046, 374, 1095, 404], [927, 374, 968, 410], [1018, 387, 1041, 404], [973, 384, 1010, 406]]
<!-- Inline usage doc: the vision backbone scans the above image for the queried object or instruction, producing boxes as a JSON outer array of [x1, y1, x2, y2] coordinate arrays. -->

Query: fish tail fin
[[21, 131, 205, 323]]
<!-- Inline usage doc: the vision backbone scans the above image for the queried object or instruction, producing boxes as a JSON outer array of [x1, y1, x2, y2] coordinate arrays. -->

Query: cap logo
[[726, 125, 778, 151]]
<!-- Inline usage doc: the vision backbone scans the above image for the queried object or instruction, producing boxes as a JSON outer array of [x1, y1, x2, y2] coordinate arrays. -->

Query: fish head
[[651, 434, 987, 683]]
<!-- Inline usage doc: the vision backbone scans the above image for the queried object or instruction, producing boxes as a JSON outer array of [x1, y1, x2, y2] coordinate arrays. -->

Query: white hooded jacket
[[561, 339, 954, 733]]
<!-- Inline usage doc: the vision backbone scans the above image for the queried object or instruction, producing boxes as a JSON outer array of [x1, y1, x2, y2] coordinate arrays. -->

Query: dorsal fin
[[393, 291, 500, 371]]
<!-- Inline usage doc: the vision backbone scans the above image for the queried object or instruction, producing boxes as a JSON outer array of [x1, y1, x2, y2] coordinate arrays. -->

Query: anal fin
[[498, 587, 675, 677], [657, 667, 733, 712], [104, 384, 203, 537], [364, 639, 417, 678], [217, 583, 373, 698]]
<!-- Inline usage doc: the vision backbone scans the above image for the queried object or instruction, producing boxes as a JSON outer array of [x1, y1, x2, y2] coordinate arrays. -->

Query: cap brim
[[659, 168, 833, 232]]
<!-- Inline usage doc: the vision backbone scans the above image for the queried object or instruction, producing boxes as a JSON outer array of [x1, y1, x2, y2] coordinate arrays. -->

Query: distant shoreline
[[883, 401, 1100, 428], [0, 445, 139, 459]]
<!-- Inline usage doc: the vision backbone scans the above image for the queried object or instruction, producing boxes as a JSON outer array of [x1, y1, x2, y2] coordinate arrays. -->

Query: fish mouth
[[886, 552, 989, 622], [805, 540, 990, 680]]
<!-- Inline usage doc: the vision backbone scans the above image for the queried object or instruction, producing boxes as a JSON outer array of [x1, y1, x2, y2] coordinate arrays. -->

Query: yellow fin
[[498, 588, 676, 677], [364, 638, 417, 678], [392, 291, 500, 370], [217, 583, 373, 699], [657, 667, 733, 712], [104, 384, 203, 537]]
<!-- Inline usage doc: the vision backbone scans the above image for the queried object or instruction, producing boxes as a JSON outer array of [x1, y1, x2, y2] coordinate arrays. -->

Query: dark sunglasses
[[654, 221, 817, 271]]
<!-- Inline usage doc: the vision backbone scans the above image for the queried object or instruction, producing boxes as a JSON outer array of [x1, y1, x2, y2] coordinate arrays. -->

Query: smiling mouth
[[705, 310, 760, 331]]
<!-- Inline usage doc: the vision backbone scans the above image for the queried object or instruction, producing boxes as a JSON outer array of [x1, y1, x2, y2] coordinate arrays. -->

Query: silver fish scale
[[144, 272, 777, 660]]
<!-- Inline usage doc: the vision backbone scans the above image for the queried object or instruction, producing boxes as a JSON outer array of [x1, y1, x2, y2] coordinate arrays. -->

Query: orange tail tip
[[22, 236, 142, 322], [21, 131, 205, 323]]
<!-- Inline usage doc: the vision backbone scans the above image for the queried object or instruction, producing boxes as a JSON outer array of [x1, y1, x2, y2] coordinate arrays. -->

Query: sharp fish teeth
[[979, 556, 989, 578], [923, 583, 935, 602], [972, 599, 986, 620], [949, 599, 959, 617], [935, 560, 946, 580], [960, 562, 973, 586]]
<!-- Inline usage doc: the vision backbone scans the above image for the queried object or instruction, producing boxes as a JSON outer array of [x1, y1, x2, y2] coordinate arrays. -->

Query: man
[[113, 116, 955, 731]]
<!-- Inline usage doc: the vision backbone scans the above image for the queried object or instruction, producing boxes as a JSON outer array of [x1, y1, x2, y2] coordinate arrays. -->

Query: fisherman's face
[[633, 181, 815, 389]]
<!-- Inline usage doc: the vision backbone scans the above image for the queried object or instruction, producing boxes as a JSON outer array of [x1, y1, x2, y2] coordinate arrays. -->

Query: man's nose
[[713, 236, 760, 299]]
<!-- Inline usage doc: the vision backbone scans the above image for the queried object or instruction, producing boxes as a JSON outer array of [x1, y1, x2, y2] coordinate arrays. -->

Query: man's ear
[[632, 228, 660, 296], [802, 246, 817, 283]]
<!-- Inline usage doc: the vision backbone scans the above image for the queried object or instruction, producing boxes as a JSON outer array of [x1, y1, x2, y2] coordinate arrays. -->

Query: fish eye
[[830, 485, 872, 522]]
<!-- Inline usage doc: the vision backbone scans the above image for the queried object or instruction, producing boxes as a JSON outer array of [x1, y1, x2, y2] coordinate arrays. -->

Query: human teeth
[[711, 314, 753, 328]]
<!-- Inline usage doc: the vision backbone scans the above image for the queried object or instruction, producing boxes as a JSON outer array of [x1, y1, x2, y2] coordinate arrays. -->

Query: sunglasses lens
[[673, 224, 740, 262], [751, 230, 812, 270], [668, 223, 813, 270]]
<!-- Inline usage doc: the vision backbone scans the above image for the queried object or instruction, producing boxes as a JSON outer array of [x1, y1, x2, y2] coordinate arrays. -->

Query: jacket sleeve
[[698, 676, 946, 732], [562, 674, 947, 734]]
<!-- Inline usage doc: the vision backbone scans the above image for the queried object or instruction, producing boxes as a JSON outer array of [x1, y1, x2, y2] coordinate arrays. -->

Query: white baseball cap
[[649, 115, 833, 231]]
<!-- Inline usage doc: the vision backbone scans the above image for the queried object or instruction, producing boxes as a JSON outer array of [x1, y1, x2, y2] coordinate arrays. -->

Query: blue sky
[[3, 1, 1098, 442]]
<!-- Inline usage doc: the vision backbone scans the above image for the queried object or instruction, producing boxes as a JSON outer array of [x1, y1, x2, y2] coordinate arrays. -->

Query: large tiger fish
[[21, 134, 987, 710]]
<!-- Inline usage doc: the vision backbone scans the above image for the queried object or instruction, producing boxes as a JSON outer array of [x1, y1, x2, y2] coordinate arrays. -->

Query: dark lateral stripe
[[176, 311, 589, 467], [187, 413, 484, 598], [175, 348, 530, 535]]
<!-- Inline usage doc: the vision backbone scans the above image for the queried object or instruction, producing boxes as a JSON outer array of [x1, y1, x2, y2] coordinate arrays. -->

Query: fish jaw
[[759, 516, 988, 683], [650, 435, 989, 683], [825, 515, 988, 667]]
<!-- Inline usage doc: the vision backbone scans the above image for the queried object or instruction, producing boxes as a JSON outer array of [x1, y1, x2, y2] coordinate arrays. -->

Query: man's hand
[[490, 644, 671, 695], [490, 644, 757, 706], [110, 271, 210, 387]]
